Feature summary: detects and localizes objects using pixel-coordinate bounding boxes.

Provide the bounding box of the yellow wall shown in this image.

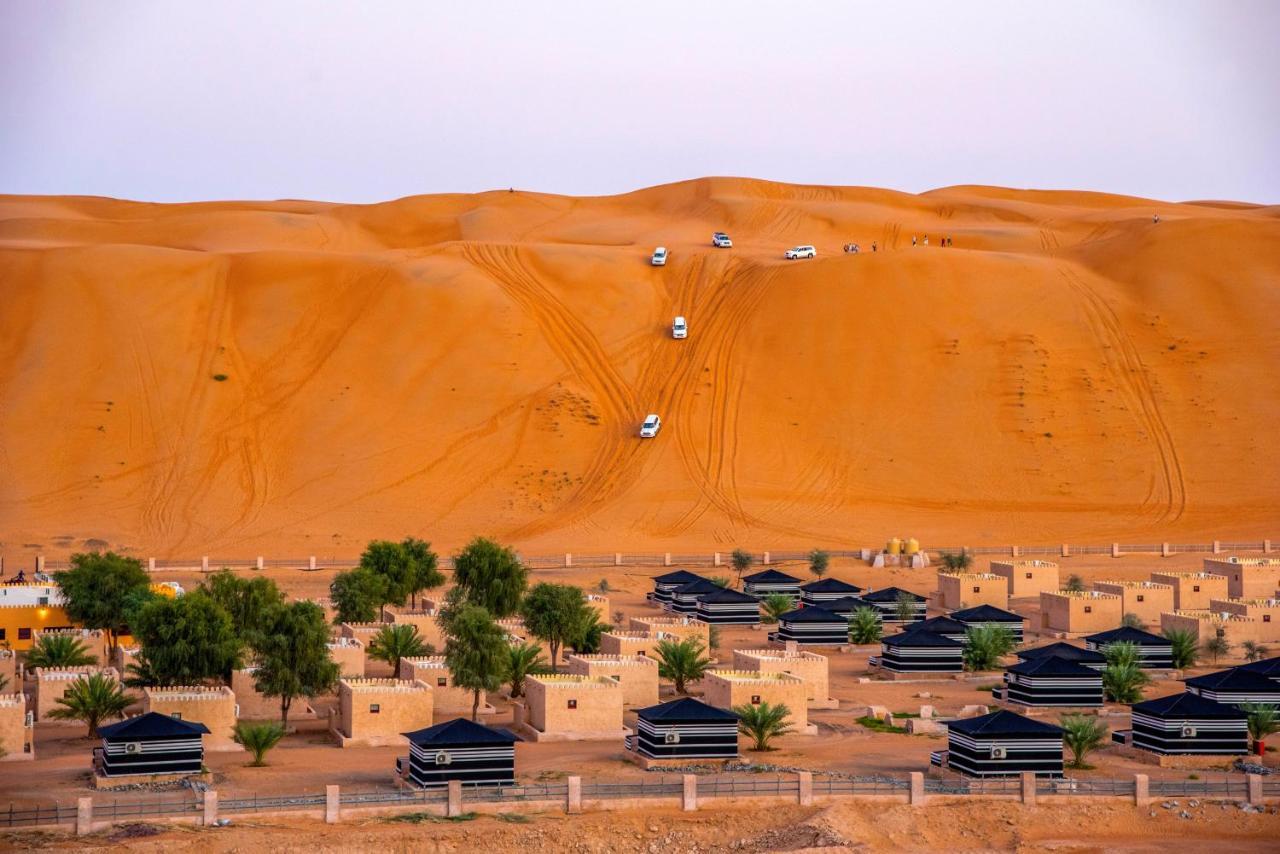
[0,605,74,651]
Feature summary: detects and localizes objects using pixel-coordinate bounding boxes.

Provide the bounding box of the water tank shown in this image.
[887,537,902,556]
[905,538,920,556]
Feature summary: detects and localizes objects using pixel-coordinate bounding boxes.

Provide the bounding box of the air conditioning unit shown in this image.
[991,747,1007,759]
[435,752,452,765]
[1181,726,1197,738]
[664,732,681,745]
[124,742,142,755]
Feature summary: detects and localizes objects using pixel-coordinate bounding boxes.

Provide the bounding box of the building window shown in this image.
[1136,595,1145,602]
[751,695,761,705]
[37,596,49,606]
[437,678,447,687]
[1025,573,1033,579]
[567,699,577,709]
[0,628,5,640]
[171,712,182,720]
[370,704,381,714]
[1193,585,1200,592]
[1265,615,1272,623]
[18,628,31,640]
[972,587,981,593]
[1083,606,1092,614]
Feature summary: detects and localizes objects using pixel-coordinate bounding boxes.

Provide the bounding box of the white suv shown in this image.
[651,247,668,266]
[672,316,687,339]
[639,414,661,438]
[712,232,732,248]
[785,245,816,260]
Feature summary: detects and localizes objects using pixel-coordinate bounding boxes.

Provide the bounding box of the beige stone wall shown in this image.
[702,670,808,729]
[1039,592,1122,633]
[991,561,1060,597]
[732,649,830,704]
[0,693,32,760]
[565,655,660,708]
[585,594,611,623]
[339,623,386,643]
[327,638,366,678]
[1209,599,1280,643]
[230,669,290,720]
[626,617,709,647]
[0,650,16,689]
[144,685,240,751]
[600,632,655,658]
[938,573,1008,610]
[1094,582,1175,628]
[32,628,109,666]
[33,666,119,722]
[336,679,432,747]
[525,675,623,734]
[1160,611,1261,647]
[381,608,446,651]
[397,657,488,716]
[1203,558,1280,600]
[1151,573,1230,610]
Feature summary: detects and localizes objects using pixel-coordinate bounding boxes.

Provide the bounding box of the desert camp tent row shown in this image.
[1183,667,1280,707]
[942,710,1065,778]
[1001,656,1103,707]
[1084,627,1174,669]
[950,605,1026,645]
[94,713,209,778]
[668,579,725,614]
[859,587,927,626]
[769,606,847,645]
[799,578,863,606]
[905,615,970,643]
[815,596,869,618]
[1015,642,1106,670]
[402,718,517,788]
[872,630,964,673]
[650,571,707,606]
[1125,693,1249,756]
[742,570,803,599]
[694,587,762,625]
[627,697,740,761]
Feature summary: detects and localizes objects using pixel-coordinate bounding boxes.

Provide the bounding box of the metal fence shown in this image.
[697,775,800,798]
[0,802,78,828]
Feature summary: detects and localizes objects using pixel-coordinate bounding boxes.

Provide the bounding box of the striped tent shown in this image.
[874,630,964,674]
[1129,692,1248,756]
[1238,655,1280,682]
[945,710,1064,778]
[1002,655,1104,707]
[1084,626,1174,669]
[95,712,210,778]
[950,604,1026,645]
[770,606,847,646]
[694,587,762,625]
[669,579,726,614]
[742,569,803,599]
[799,578,863,606]
[1015,642,1106,670]
[629,697,740,761]
[818,596,872,618]
[1184,667,1280,707]
[904,615,969,643]
[402,718,518,788]
[859,587,927,626]
[651,571,708,606]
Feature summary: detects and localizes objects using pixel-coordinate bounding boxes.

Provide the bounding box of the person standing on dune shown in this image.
[872,241,877,252]
[912,235,917,247]
[923,235,929,246]
[1153,213,1160,224]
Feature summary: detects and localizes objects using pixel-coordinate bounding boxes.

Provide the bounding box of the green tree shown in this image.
[367,624,431,675]
[47,673,133,737]
[329,567,389,624]
[760,594,794,624]
[1060,714,1108,769]
[655,637,712,695]
[893,591,919,624]
[129,591,242,686]
[506,641,549,699]
[445,605,509,721]
[1202,635,1231,666]
[734,701,793,751]
[521,583,592,670]
[450,537,528,619]
[1120,613,1145,630]
[200,570,284,648]
[569,610,608,655]
[731,549,753,584]
[707,624,722,651]
[1164,628,1199,669]
[1242,703,1279,756]
[848,608,883,644]
[808,550,830,579]
[1243,641,1270,663]
[401,537,444,609]
[1063,574,1086,593]
[234,721,285,767]
[940,551,973,572]
[1101,642,1150,703]
[710,575,732,588]
[25,634,96,669]
[963,625,1016,672]
[252,601,340,730]
[53,552,153,653]
[359,538,443,610]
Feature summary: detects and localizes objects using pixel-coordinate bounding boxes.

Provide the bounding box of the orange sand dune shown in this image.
[1,177,1278,560]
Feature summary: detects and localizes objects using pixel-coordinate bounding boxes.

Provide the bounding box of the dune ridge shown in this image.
[1,177,1277,559]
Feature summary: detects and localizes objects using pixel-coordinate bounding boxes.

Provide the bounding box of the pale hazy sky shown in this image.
[2,1,1277,203]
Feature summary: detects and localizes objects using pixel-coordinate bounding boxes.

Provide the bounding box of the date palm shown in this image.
[734,701,793,751]
[848,608,883,644]
[47,673,133,737]
[367,624,431,675]
[655,637,712,695]
[760,594,795,624]
[25,634,96,669]
[234,721,285,766]
[506,641,549,699]
[1060,714,1108,768]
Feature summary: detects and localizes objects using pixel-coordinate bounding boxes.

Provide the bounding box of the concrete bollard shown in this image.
[325,785,340,824]
[201,555,210,572]
[1248,773,1263,806]
[763,551,771,565]
[565,553,573,568]
[447,779,463,817]
[1011,545,1020,557]
[1020,771,1036,805]
[76,797,93,836]
[797,771,813,806]
[1111,543,1120,558]
[203,790,218,826]
[1265,539,1273,554]
[1061,543,1070,557]
[309,555,317,570]
[664,553,672,567]
[681,774,697,811]
[714,552,722,567]
[908,772,925,806]
[1212,540,1222,554]
[256,556,264,571]
[1161,542,1171,558]
[148,557,156,572]
[567,776,582,814]
[614,553,622,566]
[1133,773,1150,806]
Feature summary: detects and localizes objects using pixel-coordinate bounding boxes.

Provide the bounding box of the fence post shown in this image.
[1061,543,1070,557]
[1265,540,1273,555]
[256,556,264,571]
[36,555,45,574]
[1111,543,1120,558]
[447,780,463,817]
[908,772,925,806]
[201,555,210,572]
[1011,545,1020,557]
[681,775,697,811]
[664,553,672,567]
[1212,540,1222,555]
[202,790,218,826]
[76,797,93,836]
[1020,771,1036,805]
[566,776,582,814]
[614,553,622,566]
[1161,543,1171,558]
[763,551,771,565]
[1133,773,1150,807]
[148,557,156,572]
[714,552,722,567]
[797,771,813,806]
[325,785,340,824]
[1248,773,1263,806]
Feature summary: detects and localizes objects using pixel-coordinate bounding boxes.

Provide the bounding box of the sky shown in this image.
[2,1,1277,204]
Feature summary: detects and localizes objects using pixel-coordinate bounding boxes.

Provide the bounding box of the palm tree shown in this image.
[962,625,1016,672]
[234,721,285,766]
[655,637,712,695]
[734,701,793,751]
[848,608,883,645]
[1063,574,1085,593]
[1060,714,1108,768]
[367,624,431,675]
[568,610,608,656]
[1241,703,1279,757]
[939,551,972,572]
[731,549,753,585]
[1120,613,1145,630]
[1202,635,1231,666]
[760,594,795,624]
[710,576,732,589]
[25,634,96,669]
[47,673,133,737]
[1102,662,1148,703]
[893,591,919,625]
[1164,628,1199,669]
[506,641,548,699]
[808,550,830,579]
[1242,641,1270,663]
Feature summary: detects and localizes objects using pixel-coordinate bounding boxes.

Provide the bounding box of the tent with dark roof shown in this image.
[627,697,740,761]
[1127,692,1248,756]
[873,630,964,674]
[1238,655,1280,682]
[1184,667,1280,707]
[1002,656,1103,707]
[799,578,863,606]
[401,718,518,788]
[943,709,1064,778]
[1084,626,1173,669]
[818,595,871,617]
[770,606,848,645]
[669,579,727,614]
[693,587,761,625]
[904,615,969,643]
[859,587,927,626]
[95,712,210,778]
[651,570,708,606]
[950,604,1027,644]
[742,569,803,599]
[1016,642,1106,670]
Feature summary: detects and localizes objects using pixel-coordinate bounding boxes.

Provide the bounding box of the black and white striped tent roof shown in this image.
[630,697,740,761]
[861,587,927,604]
[1238,655,1280,680]
[1128,692,1248,757]
[1084,626,1174,668]
[654,570,706,586]
[904,615,969,642]
[96,712,210,778]
[772,605,848,645]
[875,629,965,673]
[742,569,803,597]
[950,604,1024,624]
[1003,655,1104,708]
[694,587,761,624]
[1016,642,1106,669]
[1184,667,1280,706]
[670,578,727,611]
[818,595,870,616]
[799,578,863,599]
[402,718,518,788]
[945,710,1064,778]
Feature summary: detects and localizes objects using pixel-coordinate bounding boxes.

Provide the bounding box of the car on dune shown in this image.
[651,247,668,266]
[639,414,662,438]
[712,232,733,248]
[672,316,687,339]
[785,245,816,260]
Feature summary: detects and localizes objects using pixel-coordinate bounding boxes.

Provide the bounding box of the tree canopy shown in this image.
[450,537,527,618]
[329,567,390,624]
[444,604,509,720]
[200,570,284,648]
[520,583,592,670]
[53,552,154,651]
[128,591,242,686]
[251,600,340,730]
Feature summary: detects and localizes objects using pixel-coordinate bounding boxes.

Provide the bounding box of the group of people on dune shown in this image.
[842,235,955,253]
